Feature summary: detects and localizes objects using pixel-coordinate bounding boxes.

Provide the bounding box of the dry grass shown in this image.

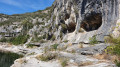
[58,46,67,51]
[36,53,58,61]
[59,58,69,67]
[78,43,83,48]
[68,43,72,46]
[79,61,93,66]
[17,58,27,64]
[79,28,85,33]
[94,54,110,60]
[94,54,119,63]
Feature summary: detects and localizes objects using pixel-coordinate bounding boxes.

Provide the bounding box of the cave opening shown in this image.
[67,22,76,33]
[80,13,102,32]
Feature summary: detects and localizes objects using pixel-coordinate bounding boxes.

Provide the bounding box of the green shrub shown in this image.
[105,44,120,56]
[0,38,7,42]
[61,23,68,33]
[55,24,59,29]
[51,35,56,41]
[22,19,34,32]
[115,60,120,67]
[104,35,120,66]
[63,40,68,43]
[53,15,56,21]
[60,32,63,39]
[104,35,120,44]
[9,35,29,45]
[105,35,120,56]
[61,24,67,30]
[60,58,68,67]
[39,22,45,25]
[26,43,34,48]
[89,35,98,45]
[33,36,44,42]
[51,44,59,50]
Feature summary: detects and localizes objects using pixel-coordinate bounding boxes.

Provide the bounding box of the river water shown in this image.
[0,51,23,67]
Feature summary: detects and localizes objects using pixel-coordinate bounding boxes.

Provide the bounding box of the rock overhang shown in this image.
[52,0,119,43]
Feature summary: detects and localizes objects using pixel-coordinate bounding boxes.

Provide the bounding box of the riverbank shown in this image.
[0,42,117,67]
[0,42,43,55]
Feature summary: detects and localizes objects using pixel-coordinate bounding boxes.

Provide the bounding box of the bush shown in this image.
[0,38,7,42]
[105,35,120,67]
[115,60,120,67]
[9,35,29,45]
[36,53,57,61]
[55,24,59,29]
[53,15,56,21]
[51,35,56,41]
[60,58,68,67]
[61,23,68,33]
[51,44,59,50]
[39,22,45,25]
[105,44,120,55]
[105,35,120,56]
[32,36,44,42]
[104,35,120,44]
[89,35,98,45]
[26,43,34,48]
[22,19,33,32]
[63,40,68,43]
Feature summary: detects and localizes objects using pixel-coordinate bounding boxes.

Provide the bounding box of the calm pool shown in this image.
[0,51,23,67]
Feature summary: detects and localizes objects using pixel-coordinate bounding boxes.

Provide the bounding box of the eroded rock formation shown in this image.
[50,0,119,43]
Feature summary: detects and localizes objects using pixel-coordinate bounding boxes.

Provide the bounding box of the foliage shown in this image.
[51,44,59,50]
[55,24,59,29]
[60,58,68,67]
[44,46,49,53]
[9,35,29,45]
[0,34,29,45]
[105,35,120,66]
[104,35,120,44]
[0,38,7,42]
[32,34,43,42]
[36,53,57,61]
[26,43,34,48]
[63,40,68,43]
[60,32,63,39]
[22,19,33,31]
[89,35,98,45]
[51,35,56,41]
[115,60,120,67]
[53,15,56,21]
[105,35,120,56]
[61,23,68,33]
[39,22,45,25]
[105,44,120,56]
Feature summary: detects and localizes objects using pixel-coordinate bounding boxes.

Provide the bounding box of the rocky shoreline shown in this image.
[0,42,117,67]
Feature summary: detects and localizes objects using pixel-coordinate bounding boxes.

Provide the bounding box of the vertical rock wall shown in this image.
[51,0,119,43]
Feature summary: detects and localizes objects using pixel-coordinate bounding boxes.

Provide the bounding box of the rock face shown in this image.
[0,1,119,67]
[0,0,119,44]
[50,0,119,43]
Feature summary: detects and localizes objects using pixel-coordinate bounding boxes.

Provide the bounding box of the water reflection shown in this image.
[0,51,23,67]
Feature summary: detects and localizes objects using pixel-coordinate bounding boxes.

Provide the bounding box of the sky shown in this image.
[0,0,55,15]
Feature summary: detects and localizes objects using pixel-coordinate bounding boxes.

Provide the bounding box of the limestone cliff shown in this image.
[49,0,119,43]
[0,0,119,44]
[0,0,120,67]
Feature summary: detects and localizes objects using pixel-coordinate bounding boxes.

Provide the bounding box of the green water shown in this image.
[0,51,23,67]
